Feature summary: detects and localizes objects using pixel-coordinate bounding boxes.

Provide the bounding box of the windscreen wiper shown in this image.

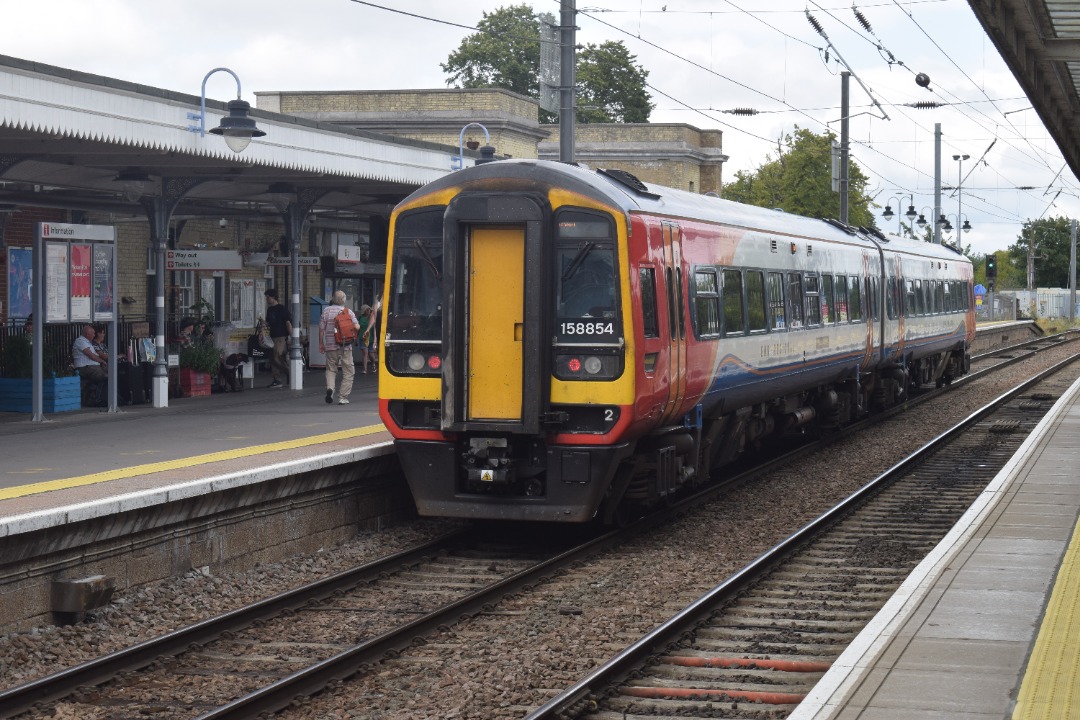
[561,242,595,281]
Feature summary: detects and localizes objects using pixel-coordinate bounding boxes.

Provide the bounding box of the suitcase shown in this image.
[129,362,147,404]
[141,361,155,402]
[117,362,146,405]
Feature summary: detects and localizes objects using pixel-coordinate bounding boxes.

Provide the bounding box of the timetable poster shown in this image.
[70,243,92,322]
[7,247,33,320]
[45,242,69,323]
[93,243,115,320]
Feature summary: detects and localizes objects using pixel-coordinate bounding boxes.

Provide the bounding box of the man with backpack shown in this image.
[318,290,360,405]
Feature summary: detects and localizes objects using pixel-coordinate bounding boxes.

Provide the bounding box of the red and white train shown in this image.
[377,160,975,523]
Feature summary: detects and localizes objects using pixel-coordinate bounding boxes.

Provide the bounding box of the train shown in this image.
[377,159,975,523]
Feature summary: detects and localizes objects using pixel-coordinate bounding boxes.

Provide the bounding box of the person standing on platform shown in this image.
[264,288,292,388]
[72,323,108,406]
[319,290,359,405]
[358,303,377,374]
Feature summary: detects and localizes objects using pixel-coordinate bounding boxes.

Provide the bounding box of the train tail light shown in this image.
[554,352,622,380]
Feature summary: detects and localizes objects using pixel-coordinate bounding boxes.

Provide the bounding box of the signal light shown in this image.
[986,256,997,279]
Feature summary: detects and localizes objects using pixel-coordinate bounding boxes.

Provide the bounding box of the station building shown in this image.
[1,56,726,390]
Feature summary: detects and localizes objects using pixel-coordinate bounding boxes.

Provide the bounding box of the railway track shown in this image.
[526,353,1080,720]
[0,529,574,719]
[4,339,1077,720]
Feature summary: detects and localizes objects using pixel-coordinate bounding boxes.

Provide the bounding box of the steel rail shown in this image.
[0,530,472,719]
[524,351,1080,719]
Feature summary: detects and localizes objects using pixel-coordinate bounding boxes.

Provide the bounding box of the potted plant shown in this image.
[0,334,81,413]
[177,338,220,397]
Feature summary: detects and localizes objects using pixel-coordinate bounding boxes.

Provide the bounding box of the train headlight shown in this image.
[407,353,426,371]
[584,356,603,375]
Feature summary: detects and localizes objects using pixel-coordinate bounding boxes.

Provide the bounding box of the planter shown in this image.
[176,368,211,397]
[0,376,82,413]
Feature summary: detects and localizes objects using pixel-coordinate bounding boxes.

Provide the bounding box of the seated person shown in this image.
[219,353,248,392]
[72,323,108,406]
[92,324,109,361]
[176,317,196,347]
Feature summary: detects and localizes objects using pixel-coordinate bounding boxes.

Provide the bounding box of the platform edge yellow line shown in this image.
[1012,514,1080,719]
[0,424,387,502]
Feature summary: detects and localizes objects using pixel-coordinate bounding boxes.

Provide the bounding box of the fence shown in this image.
[0,316,182,378]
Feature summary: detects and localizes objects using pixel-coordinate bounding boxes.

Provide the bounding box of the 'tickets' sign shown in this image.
[166,250,243,271]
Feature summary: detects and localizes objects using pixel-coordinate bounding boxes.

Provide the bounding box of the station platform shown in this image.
[0,365,393,531]
[792,374,1080,720]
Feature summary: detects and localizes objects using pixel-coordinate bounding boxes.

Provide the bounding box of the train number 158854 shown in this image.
[560,321,615,336]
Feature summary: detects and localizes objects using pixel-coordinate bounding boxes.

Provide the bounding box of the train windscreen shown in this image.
[554,211,619,344]
[386,209,443,342]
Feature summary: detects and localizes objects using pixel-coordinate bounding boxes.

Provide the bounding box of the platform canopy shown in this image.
[0,55,458,225]
[970,0,1080,183]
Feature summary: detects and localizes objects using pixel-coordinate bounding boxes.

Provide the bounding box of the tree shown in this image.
[442,5,653,124]
[721,128,876,227]
[1006,217,1075,289]
[575,41,652,123]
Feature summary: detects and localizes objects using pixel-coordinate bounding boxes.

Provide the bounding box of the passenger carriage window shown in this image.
[787,273,804,328]
[722,269,745,336]
[804,275,822,326]
[822,275,835,324]
[868,276,879,320]
[666,267,676,339]
[768,272,786,329]
[905,279,917,317]
[676,268,686,339]
[836,276,849,322]
[849,276,863,321]
[639,267,659,338]
[692,268,721,338]
[746,271,767,332]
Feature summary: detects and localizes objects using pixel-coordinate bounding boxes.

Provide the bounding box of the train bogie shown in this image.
[378,160,974,523]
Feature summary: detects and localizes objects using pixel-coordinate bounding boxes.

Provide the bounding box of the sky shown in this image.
[4,0,1078,257]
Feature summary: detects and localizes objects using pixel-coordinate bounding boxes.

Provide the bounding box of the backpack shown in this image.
[333,309,358,345]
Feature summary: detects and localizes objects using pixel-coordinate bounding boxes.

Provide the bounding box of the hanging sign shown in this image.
[266,255,320,266]
[166,250,243,271]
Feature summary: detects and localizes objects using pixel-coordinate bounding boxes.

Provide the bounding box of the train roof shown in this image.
[405,159,969,264]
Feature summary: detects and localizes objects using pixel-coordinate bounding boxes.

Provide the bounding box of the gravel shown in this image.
[1,343,1076,719]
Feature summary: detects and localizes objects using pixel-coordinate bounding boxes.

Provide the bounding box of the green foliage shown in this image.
[1,334,32,379]
[190,299,215,327]
[575,42,653,123]
[1006,217,1075,289]
[442,5,652,124]
[179,337,221,374]
[722,128,875,227]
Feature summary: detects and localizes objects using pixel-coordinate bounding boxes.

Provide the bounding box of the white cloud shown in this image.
[5,0,1079,255]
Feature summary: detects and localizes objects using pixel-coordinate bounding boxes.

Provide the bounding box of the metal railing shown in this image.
[0,316,177,378]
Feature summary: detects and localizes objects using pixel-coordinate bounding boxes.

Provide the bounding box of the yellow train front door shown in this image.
[467,226,525,420]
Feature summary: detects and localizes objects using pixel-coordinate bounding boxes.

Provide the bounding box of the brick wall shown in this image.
[257,88,548,160]
[540,123,727,194]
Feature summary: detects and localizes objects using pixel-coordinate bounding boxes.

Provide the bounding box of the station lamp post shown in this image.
[187,67,266,153]
[951,153,970,250]
[881,195,917,237]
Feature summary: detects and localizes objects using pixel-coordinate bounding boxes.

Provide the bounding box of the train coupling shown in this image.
[463,437,516,484]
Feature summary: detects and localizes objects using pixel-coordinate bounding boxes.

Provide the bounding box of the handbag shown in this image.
[257,320,274,349]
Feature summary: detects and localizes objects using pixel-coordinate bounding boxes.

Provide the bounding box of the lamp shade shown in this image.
[113,168,151,201]
[209,99,266,154]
